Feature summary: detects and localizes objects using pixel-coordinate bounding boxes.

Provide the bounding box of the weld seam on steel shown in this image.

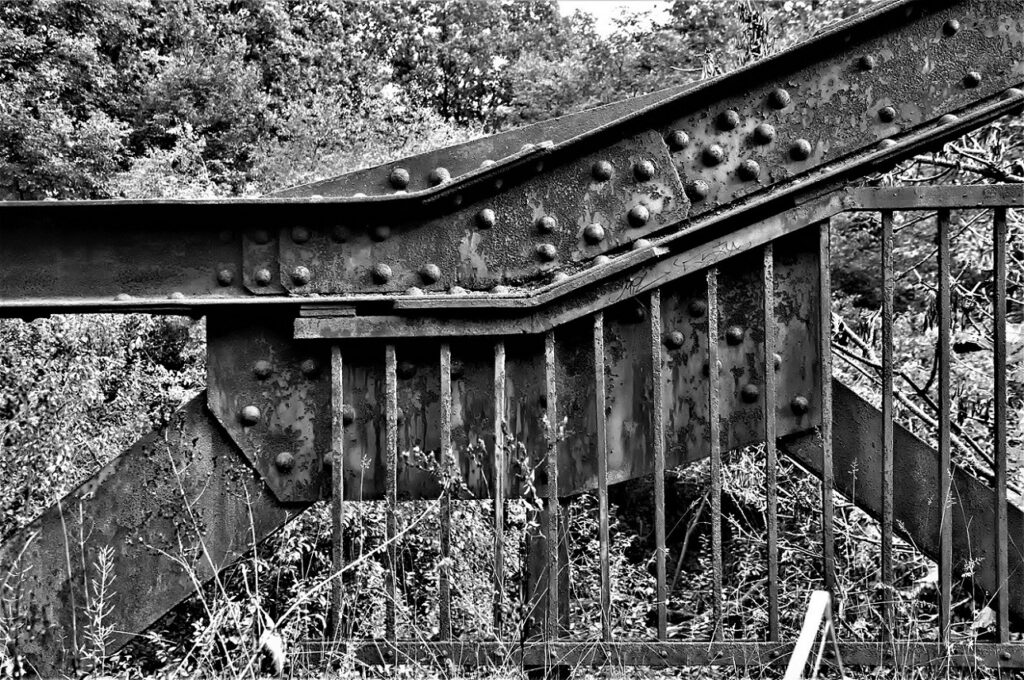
[707,267,723,639]
[880,210,895,641]
[994,208,1010,642]
[819,221,836,595]
[439,343,453,641]
[650,289,668,640]
[937,209,953,644]
[763,245,780,642]
[593,312,612,642]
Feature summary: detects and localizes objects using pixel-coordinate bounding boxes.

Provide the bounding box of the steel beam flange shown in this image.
[207,315,329,502]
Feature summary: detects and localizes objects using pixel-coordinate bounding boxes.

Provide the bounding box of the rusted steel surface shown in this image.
[0,396,302,677]
[781,381,1024,620]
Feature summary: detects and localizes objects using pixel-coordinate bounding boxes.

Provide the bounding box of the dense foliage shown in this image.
[1,1,1022,678]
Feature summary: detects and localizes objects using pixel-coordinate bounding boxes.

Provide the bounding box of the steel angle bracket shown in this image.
[207,315,330,502]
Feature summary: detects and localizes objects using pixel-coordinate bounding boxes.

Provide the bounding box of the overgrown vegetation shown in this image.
[1,0,1022,678]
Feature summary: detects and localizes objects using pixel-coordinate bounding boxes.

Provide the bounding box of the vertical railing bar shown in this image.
[493,341,506,633]
[544,332,560,641]
[593,312,612,642]
[330,345,345,639]
[763,244,780,643]
[385,344,398,651]
[937,209,953,645]
[707,267,723,639]
[819,220,837,595]
[650,289,668,641]
[439,343,453,641]
[994,207,1010,642]
[880,209,895,641]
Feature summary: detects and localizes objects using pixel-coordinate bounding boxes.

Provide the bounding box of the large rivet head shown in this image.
[389,167,410,189]
[942,18,960,36]
[753,123,776,145]
[963,71,982,88]
[583,223,606,244]
[664,330,685,349]
[428,167,451,185]
[406,286,423,296]
[342,404,356,426]
[216,268,235,286]
[717,109,740,131]
[688,300,707,317]
[791,395,810,415]
[536,215,557,234]
[702,145,725,166]
[1000,650,1012,662]
[878,138,898,150]
[371,263,392,284]
[536,243,557,262]
[773,353,782,371]
[878,106,897,123]
[741,384,760,403]
[593,255,610,266]
[251,228,271,245]
[726,326,744,345]
[938,113,959,124]
[300,358,319,376]
[476,208,496,229]
[240,405,261,425]
[591,160,614,181]
[737,159,760,181]
[1003,87,1024,101]
[666,129,689,151]
[253,360,272,379]
[633,160,656,182]
[685,180,710,202]
[632,239,651,251]
[420,263,441,284]
[291,226,311,243]
[858,55,876,71]
[790,139,812,161]
[491,284,509,294]
[291,266,311,286]
[254,268,272,286]
[372,224,391,242]
[768,88,791,109]
[628,204,650,227]
[274,451,295,473]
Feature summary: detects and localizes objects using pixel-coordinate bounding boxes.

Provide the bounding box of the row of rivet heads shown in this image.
[662,299,811,416]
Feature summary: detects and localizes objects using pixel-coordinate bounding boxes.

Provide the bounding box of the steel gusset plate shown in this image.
[0,396,303,677]
[277,132,687,294]
[207,315,330,503]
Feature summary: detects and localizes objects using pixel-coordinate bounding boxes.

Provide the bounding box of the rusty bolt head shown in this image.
[291,266,312,286]
[300,358,319,376]
[858,54,877,71]
[397,361,417,379]
[251,228,271,245]
[583,223,606,244]
[331,224,347,243]
[943,18,960,36]
[536,243,557,262]
[371,263,392,284]
[741,384,760,403]
[372,224,391,242]
[878,138,898,150]
[666,129,689,151]
[790,139,812,161]
[476,208,496,229]
[291,226,311,243]
[591,160,614,181]
[449,286,468,295]
[726,325,744,345]
[685,180,710,202]
[770,649,782,660]
[628,204,651,227]
[553,271,569,282]
[717,109,740,131]
[274,451,295,473]
[791,395,810,415]
[878,106,897,123]
[1004,87,1024,100]
[659,649,669,659]
[632,238,652,251]
[536,215,558,234]
[774,353,782,371]
[664,330,685,349]
[1000,650,1012,661]
[216,268,235,286]
[169,291,185,300]
[428,167,451,185]
[389,167,411,189]
[737,159,760,181]
[342,404,356,426]
[768,88,791,109]
[753,123,776,145]
[594,255,611,265]
[407,286,423,296]
[633,159,656,182]
[240,405,261,425]
[254,268,273,286]
[480,159,496,168]
[688,299,707,317]
[420,263,441,284]
[963,71,982,88]
[253,360,272,379]
[702,144,725,166]
[939,113,959,124]
[491,284,510,294]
